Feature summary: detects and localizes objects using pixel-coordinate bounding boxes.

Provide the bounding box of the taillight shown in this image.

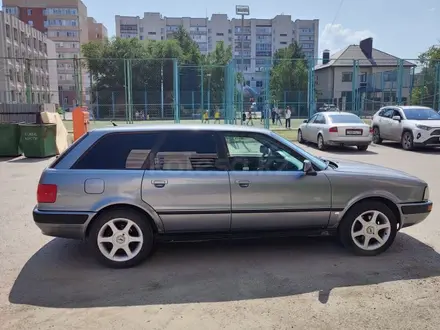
[37,184,57,203]
[329,127,338,133]
[369,127,374,133]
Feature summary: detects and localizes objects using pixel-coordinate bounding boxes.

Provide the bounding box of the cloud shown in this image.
[320,23,375,54]
[428,7,435,12]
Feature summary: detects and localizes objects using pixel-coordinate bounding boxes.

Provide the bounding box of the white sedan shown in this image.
[298,112,372,151]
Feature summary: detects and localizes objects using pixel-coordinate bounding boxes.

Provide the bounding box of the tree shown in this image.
[269,42,308,105]
[204,41,233,105]
[410,45,440,108]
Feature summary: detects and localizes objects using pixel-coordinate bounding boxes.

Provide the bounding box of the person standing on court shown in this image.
[285,106,292,129]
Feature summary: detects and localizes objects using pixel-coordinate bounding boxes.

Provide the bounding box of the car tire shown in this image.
[88,208,155,268]
[298,129,305,144]
[338,201,398,256]
[401,131,414,150]
[317,134,326,150]
[372,126,382,144]
[357,145,368,151]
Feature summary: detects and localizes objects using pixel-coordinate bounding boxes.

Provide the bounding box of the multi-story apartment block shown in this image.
[0,11,59,104]
[115,13,319,92]
[2,0,91,107]
[87,16,107,42]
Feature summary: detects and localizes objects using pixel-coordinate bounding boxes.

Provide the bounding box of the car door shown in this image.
[141,130,231,233]
[313,113,327,142]
[221,131,332,231]
[378,108,395,139]
[388,109,404,140]
[303,114,318,141]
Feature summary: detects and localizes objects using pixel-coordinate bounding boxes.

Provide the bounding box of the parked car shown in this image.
[372,106,440,150]
[318,103,340,112]
[298,112,372,151]
[33,125,432,268]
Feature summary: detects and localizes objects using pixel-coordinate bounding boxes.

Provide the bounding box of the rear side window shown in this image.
[151,131,222,171]
[49,132,89,168]
[73,132,160,170]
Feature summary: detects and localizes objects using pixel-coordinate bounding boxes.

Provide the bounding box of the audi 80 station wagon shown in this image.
[34,125,433,268]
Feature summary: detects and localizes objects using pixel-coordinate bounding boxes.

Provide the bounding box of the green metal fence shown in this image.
[1,56,440,128]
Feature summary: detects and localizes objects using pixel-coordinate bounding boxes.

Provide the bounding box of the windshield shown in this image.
[329,114,363,124]
[403,108,440,120]
[269,131,327,170]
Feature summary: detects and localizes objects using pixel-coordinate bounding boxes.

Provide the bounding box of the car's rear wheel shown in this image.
[357,145,368,151]
[372,126,382,144]
[317,134,326,150]
[88,209,154,268]
[401,131,414,150]
[338,201,397,256]
[298,129,305,144]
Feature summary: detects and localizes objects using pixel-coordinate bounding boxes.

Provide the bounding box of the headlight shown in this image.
[415,124,432,131]
[423,186,430,200]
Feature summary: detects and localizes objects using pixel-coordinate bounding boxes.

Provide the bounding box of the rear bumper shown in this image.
[399,201,433,229]
[33,207,95,239]
[327,136,372,146]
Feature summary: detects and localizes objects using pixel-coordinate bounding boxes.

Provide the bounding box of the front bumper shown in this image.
[413,129,440,147]
[33,207,95,239]
[399,200,433,229]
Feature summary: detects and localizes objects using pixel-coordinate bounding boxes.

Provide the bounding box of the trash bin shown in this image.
[19,123,57,158]
[0,123,22,157]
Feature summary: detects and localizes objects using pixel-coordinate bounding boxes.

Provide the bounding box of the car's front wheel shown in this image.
[401,131,414,150]
[298,129,305,143]
[88,208,154,268]
[338,201,398,256]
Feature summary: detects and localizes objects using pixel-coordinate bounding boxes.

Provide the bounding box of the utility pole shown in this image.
[235,5,250,121]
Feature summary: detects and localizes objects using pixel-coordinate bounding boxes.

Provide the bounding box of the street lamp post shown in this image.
[235,5,249,123]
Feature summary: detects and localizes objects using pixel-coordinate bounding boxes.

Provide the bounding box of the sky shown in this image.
[6,0,440,59]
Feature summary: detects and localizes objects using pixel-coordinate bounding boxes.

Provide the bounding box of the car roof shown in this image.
[322,111,358,116]
[91,124,271,135]
[381,105,434,110]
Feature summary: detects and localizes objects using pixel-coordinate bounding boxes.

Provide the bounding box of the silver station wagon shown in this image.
[34,125,433,268]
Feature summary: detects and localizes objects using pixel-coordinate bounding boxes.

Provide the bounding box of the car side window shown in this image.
[315,114,326,124]
[393,110,403,119]
[150,131,223,171]
[72,132,161,170]
[223,132,306,172]
[381,109,394,118]
[308,114,317,123]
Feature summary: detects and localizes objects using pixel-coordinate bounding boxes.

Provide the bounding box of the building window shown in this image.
[4,7,18,15]
[280,33,287,37]
[139,27,144,33]
[27,9,32,15]
[216,33,224,36]
[147,32,156,35]
[28,20,33,26]
[280,41,287,45]
[43,8,78,15]
[140,35,143,40]
[342,72,353,82]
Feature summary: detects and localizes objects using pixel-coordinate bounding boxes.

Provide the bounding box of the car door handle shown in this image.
[235,180,250,188]
[152,180,167,188]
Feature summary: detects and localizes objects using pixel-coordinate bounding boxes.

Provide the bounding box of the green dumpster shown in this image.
[19,124,57,158]
[0,123,22,157]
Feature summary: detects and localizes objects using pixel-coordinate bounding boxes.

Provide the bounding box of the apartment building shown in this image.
[115,13,319,91]
[2,0,90,107]
[0,11,59,104]
[87,16,107,42]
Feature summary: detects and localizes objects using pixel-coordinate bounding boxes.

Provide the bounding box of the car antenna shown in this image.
[111,121,117,127]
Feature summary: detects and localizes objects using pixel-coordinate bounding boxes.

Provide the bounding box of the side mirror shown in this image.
[303,119,308,123]
[392,116,401,121]
[303,160,316,175]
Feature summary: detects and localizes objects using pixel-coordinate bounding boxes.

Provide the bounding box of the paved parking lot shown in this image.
[0,143,439,330]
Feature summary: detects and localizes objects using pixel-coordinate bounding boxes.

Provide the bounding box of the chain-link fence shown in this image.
[1,56,439,128]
